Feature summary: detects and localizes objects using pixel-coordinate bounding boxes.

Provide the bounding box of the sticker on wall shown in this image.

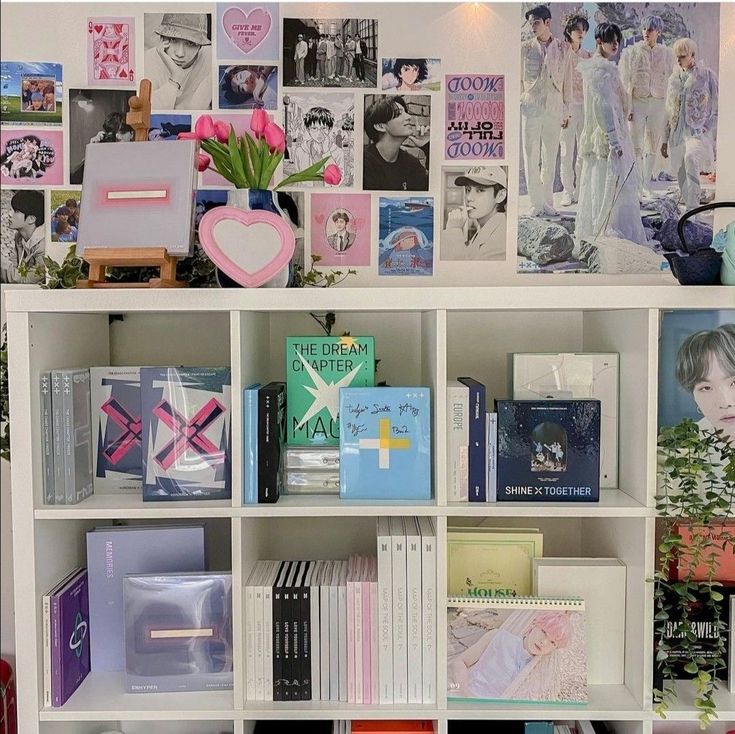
[440,165,508,261]
[284,92,355,187]
[87,18,136,86]
[445,74,504,161]
[144,13,213,111]
[0,188,47,284]
[283,18,379,88]
[68,88,133,186]
[363,94,431,192]
[218,65,278,110]
[0,62,63,126]
[381,58,441,92]
[378,196,434,276]
[217,3,280,60]
[310,193,371,267]
[0,130,63,187]
[148,114,192,141]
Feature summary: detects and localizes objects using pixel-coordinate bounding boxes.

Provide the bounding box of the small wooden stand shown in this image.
[76,78,188,289]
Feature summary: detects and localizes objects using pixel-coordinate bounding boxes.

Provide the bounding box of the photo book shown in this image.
[447,596,587,704]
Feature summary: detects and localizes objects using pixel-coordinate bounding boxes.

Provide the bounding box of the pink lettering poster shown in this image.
[0,129,63,186]
[444,74,504,161]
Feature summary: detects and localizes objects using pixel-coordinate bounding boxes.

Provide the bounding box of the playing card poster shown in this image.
[87,18,136,86]
[445,74,504,161]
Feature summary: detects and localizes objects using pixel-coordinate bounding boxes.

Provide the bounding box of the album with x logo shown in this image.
[339,386,431,500]
[141,367,232,501]
[90,367,143,492]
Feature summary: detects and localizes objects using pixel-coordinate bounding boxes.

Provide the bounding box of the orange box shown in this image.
[671,522,735,583]
[351,723,434,734]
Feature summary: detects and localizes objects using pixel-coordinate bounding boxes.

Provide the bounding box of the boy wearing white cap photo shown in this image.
[144,13,212,110]
[441,166,508,261]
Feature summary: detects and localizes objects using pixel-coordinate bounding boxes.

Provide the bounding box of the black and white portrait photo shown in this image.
[363,94,431,192]
[1,188,46,284]
[144,13,212,110]
[68,88,133,185]
[441,165,508,261]
[283,18,378,88]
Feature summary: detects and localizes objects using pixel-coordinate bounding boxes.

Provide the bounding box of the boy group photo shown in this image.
[284,18,377,87]
[517,2,720,275]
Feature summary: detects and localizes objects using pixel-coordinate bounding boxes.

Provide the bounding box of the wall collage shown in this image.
[1,2,731,287]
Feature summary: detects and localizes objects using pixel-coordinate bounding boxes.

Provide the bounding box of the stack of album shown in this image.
[284,446,340,494]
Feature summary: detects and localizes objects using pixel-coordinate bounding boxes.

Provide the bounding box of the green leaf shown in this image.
[239,135,255,188]
[228,126,247,188]
[684,661,699,674]
[244,133,262,183]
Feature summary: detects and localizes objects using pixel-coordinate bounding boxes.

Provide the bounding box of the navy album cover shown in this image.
[495,399,601,502]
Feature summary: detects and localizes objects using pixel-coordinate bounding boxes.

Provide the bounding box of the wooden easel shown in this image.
[76,79,188,288]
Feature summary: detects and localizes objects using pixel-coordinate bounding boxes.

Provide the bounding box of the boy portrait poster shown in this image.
[447,603,587,703]
[0,188,46,284]
[0,61,63,126]
[381,58,441,92]
[658,309,735,443]
[217,4,280,60]
[517,3,720,275]
[310,193,371,267]
[0,130,63,186]
[218,65,278,110]
[284,92,355,187]
[378,196,434,277]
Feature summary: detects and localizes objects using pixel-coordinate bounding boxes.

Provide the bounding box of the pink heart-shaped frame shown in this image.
[198,206,295,288]
[222,7,271,54]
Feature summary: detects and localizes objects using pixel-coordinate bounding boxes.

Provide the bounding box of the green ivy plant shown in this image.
[294,254,357,289]
[653,417,735,729]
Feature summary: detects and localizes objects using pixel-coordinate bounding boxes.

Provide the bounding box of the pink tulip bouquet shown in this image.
[180,110,342,190]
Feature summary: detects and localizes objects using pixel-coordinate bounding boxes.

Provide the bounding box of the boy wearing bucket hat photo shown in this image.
[144,13,212,110]
[441,166,508,261]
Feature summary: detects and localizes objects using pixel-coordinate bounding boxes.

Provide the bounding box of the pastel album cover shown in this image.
[440,165,508,261]
[447,602,587,703]
[0,61,63,126]
[87,18,136,86]
[0,188,46,284]
[378,196,434,276]
[517,3,720,274]
[310,192,371,266]
[658,309,735,444]
[219,64,278,109]
[381,58,441,92]
[68,87,132,185]
[217,4,280,60]
[283,18,379,88]
[144,13,213,111]
[284,91,355,187]
[0,129,63,186]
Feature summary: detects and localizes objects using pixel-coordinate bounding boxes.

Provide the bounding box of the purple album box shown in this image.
[86,525,205,672]
[123,572,233,693]
[53,570,90,706]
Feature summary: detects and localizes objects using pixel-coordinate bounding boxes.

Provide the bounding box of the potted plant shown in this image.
[654,417,735,728]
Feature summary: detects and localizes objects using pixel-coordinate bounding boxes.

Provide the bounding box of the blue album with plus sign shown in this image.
[339,387,432,500]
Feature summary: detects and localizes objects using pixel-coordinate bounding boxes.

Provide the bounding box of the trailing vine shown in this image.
[653,417,735,728]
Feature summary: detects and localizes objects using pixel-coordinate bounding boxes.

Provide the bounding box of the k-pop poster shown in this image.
[50,189,82,246]
[441,165,508,261]
[445,74,505,160]
[658,309,735,443]
[283,18,378,88]
[381,58,442,92]
[284,92,355,187]
[0,61,63,126]
[87,18,136,86]
[218,65,278,109]
[378,196,434,277]
[310,193,371,267]
[0,130,63,186]
[0,188,47,284]
[144,13,213,111]
[517,3,720,275]
[68,88,132,185]
[217,4,280,60]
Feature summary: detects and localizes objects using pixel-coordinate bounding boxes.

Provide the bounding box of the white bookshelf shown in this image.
[6,286,734,734]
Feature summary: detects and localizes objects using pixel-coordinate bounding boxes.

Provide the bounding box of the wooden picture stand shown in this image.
[76,78,188,289]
